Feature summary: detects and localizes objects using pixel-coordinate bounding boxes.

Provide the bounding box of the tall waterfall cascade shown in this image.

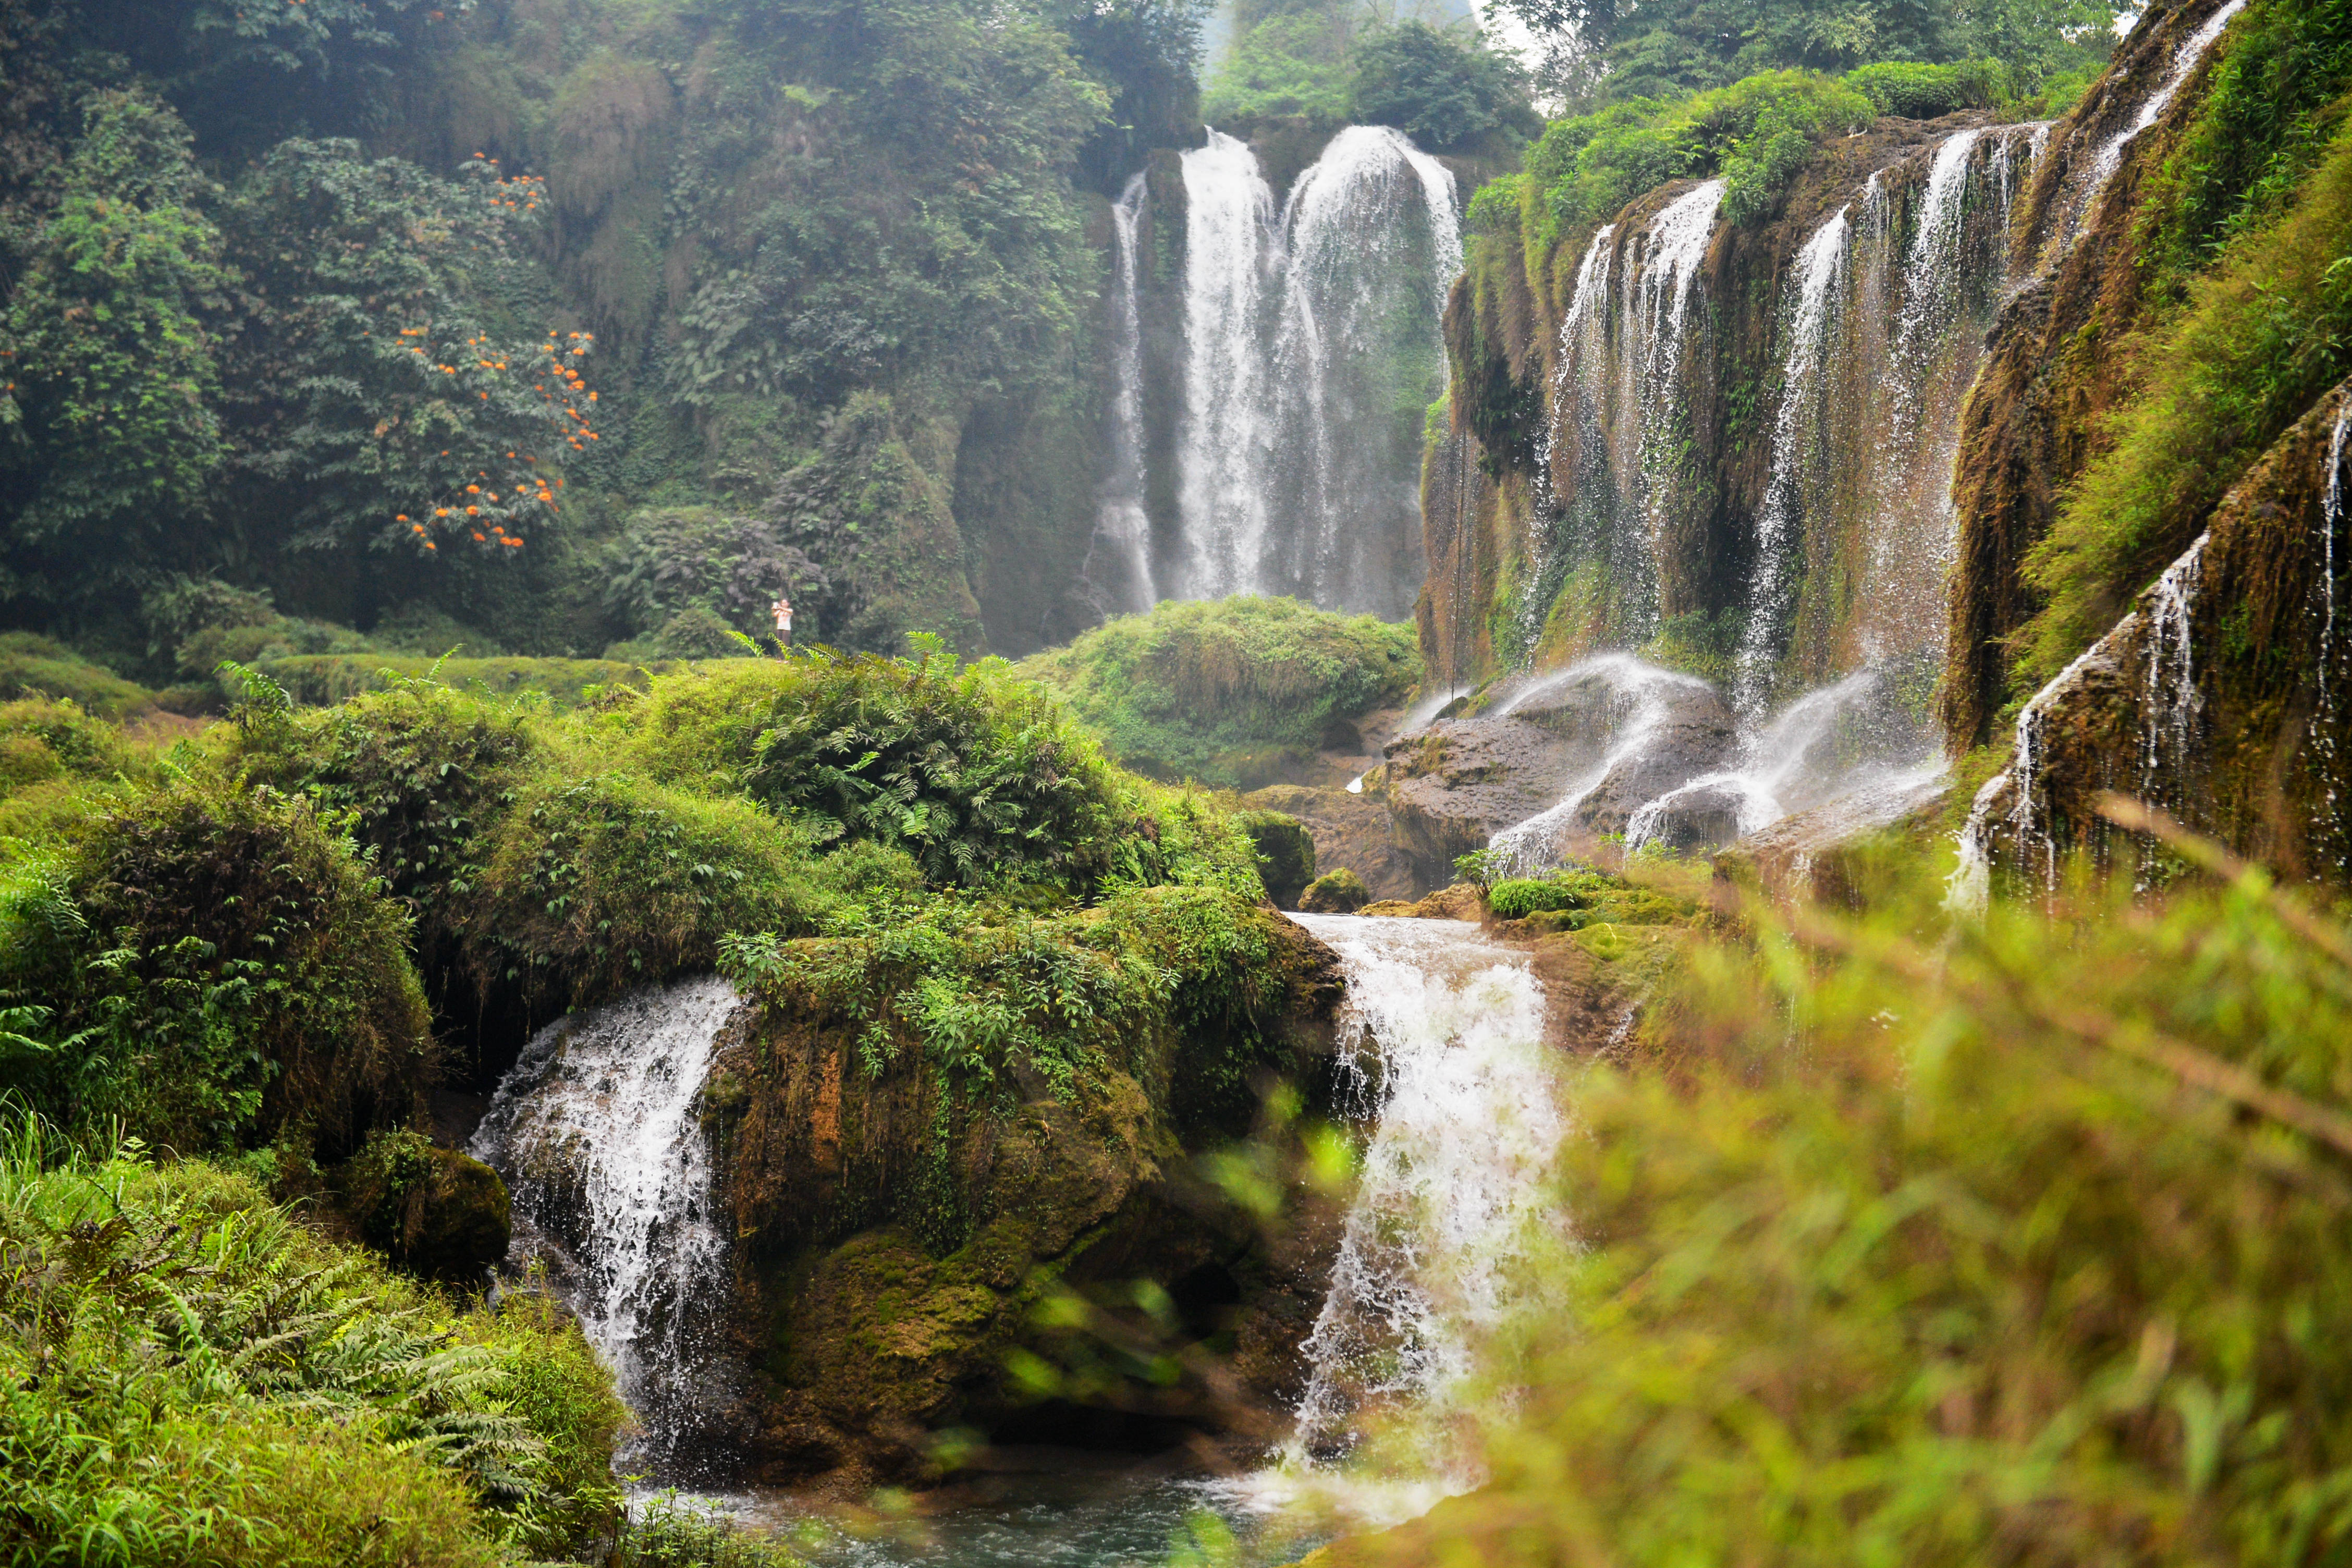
[1485,123,2040,874]
[469,976,744,1471]
[1145,126,1461,620]
[1281,914,1565,1488]
[1084,171,1158,618]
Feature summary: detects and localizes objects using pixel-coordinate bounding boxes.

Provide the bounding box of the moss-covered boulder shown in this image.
[342,1129,514,1284]
[1300,867,1370,913]
[709,888,1343,1478]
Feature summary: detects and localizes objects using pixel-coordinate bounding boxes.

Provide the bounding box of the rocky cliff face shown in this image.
[1417,0,2352,890]
[703,904,1345,1481]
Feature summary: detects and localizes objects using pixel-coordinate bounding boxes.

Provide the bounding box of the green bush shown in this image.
[1487,876,1589,919]
[747,640,1131,891]
[1523,70,1873,236]
[256,654,651,710]
[1300,866,1370,912]
[0,633,153,719]
[476,768,835,1006]
[615,1494,801,1567]
[1350,22,1539,152]
[1202,11,1356,124]
[1844,58,2008,118]
[0,776,434,1153]
[1014,596,1420,790]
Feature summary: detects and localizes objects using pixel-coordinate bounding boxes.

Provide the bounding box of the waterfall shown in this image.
[1734,204,1849,717]
[2138,532,2209,822]
[1268,127,1462,617]
[1284,914,1563,1477]
[1524,224,1615,650]
[2318,409,2352,853]
[1176,130,1277,602]
[1172,127,1458,618]
[1083,172,1157,616]
[469,976,743,1470]
[1486,654,1719,875]
[2085,0,2248,207]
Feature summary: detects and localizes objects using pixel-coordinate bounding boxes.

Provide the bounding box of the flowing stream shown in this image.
[469,976,746,1473]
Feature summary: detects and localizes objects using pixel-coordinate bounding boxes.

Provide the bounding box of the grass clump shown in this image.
[0,1118,626,1564]
[1486,876,1589,920]
[0,632,152,718]
[1013,596,1420,790]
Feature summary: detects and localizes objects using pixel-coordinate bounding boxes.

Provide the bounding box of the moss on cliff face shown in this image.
[709,890,1343,1476]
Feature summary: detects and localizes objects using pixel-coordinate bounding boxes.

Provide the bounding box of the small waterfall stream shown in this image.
[1284,914,1563,1476]
[469,976,743,1472]
[1082,172,1157,617]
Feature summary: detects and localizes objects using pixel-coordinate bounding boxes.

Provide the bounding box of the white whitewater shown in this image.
[1084,172,1157,616]
[1487,654,1718,875]
[2084,0,2247,208]
[1174,127,1457,617]
[2321,410,2351,852]
[1270,127,1463,615]
[1624,668,1937,853]
[1283,914,1565,1484]
[1176,130,1277,602]
[2138,532,2209,819]
[469,976,742,1467]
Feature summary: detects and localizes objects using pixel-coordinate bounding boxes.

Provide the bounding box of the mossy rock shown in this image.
[1299,867,1369,913]
[342,1130,513,1284]
[1239,810,1315,906]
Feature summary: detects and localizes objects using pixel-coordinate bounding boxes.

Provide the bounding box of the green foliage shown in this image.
[1340,857,2352,1566]
[1492,0,2116,103]
[1844,57,2010,116]
[255,654,647,710]
[478,766,835,1006]
[0,635,151,719]
[1240,809,1316,906]
[1202,10,1357,123]
[1486,875,1589,918]
[2022,115,2352,684]
[603,505,823,652]
[2140,0,2352,279]
[1522,70,1873,235]
[1351,22,1540,152]
[0,90,228,595]
[0,776,434,1153]
[0,1122,624,1563]
[615,1493,802,1567]
[214,140,588,568]
[1013,595,1421,789]
[747,640,1131,891]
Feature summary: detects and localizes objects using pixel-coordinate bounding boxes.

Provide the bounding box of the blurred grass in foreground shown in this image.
[1315,802,2352,1566]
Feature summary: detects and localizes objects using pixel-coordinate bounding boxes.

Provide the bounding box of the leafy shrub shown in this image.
[476,768,835,1006]
[1522,70,1872,236]
[0,633,152,718]
[1240,809,1316,906]
[1844,58,2008,117]
[0,697,132,786]
[1350,22,1539,152]
[615,1494,800,1567]
[602,505,825,651]
[256,654,648,709]
[748,640,1130,890]
[1014,596,1420,789]
[0,777,434,1153]
[1487,876,1588,919]
[1202,11,1356,124]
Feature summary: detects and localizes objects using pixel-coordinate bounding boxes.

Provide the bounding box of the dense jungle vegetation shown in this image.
[13,0,2352,1562]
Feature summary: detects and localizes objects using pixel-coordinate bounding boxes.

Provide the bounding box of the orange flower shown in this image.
[424,540,437,550]
[472,531,487,541]
[467,485,480,493]
[467,506,480,516]
[435,508,449,518]
[396,514,409,522]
